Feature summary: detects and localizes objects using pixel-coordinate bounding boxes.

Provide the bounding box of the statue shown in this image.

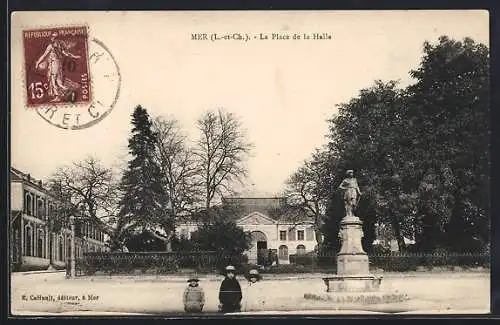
[338,170,362,218]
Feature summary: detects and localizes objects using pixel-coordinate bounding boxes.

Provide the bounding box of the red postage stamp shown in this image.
[23,26,91,107]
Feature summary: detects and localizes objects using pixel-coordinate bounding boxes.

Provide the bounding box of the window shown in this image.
[24,226,32,256]
[296,244,306,255]
[37,199,45,220]
[47,203,52,218]
[278,245,288,260]
[297,230,305,241]
[38,229,44,258]
[279,231,287,241]
[58,240,63,261]
[24,192,33,216]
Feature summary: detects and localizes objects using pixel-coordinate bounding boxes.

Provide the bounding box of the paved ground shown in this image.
[10,271,490,315]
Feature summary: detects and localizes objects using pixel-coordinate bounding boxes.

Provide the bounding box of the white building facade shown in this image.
[10,167,109,271]
[175,197,319,265]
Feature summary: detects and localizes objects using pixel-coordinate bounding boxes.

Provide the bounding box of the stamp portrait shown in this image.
[23,26,91,107]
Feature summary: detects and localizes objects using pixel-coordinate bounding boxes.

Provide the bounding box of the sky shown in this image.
[10,10,489,196]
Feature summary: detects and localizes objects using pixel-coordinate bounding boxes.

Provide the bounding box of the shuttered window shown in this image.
[288,229,296,241]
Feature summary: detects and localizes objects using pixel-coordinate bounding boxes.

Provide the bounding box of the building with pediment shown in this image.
[175,197,321,265]
[10,167,109,271]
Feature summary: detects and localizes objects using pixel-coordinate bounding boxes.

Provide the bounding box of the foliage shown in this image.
[116,106,171,250]
[190,217,252,268]
[297,35,490,254]
[406,36,490,251]
[124,230,169,252]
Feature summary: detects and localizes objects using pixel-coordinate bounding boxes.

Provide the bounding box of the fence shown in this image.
[288,251,490,273]
[67,251,251,277]
[67,251,490,277]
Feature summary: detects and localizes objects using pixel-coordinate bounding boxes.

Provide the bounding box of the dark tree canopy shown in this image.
[116,106,171,250]
[295,35,489,254]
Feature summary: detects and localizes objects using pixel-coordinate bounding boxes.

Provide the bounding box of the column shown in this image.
[20,216,24,255]
[70,216,76,278]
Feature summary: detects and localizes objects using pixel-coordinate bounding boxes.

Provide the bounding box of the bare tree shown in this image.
[195,108,253,212]
[46,156,123,252]
[282,149,331,245]
[150,116,203,249]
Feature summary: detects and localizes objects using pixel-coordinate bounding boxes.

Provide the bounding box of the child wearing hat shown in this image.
[218,265,242,313]
[246,269,262,284]
[183,277,205,313]
[242,268,262,311]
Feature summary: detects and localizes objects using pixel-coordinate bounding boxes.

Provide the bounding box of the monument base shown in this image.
[304,291,409,305]
[323,274,382,292]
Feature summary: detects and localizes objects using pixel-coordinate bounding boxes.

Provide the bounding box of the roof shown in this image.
[10,166,49,194]
[185,197,313,224]
[223,197,286,217]
[11,210,22,223]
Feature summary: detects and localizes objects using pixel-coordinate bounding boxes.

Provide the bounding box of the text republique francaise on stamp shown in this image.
[22,26,121,130]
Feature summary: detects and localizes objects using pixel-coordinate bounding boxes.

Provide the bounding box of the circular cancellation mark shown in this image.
[35,38,121,130]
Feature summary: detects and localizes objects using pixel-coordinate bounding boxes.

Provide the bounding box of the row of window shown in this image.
[277,244,306,259]
[279,230,309,241]
[23,190,55,220]
[24,190,106,242]
[21,224,106,261]
[78,222,105,242]
[22,224,68,260]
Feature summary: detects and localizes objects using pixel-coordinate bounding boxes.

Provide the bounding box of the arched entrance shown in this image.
[249,231,267,265]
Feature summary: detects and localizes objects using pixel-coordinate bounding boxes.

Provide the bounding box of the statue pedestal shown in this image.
[325,216,382,292]
[304,214,409,305]
[337,216,369,276]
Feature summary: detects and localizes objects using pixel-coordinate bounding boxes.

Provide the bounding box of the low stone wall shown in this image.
[17,256,50,272]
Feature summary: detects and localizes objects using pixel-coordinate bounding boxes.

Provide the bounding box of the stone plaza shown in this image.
[11,270,489,315]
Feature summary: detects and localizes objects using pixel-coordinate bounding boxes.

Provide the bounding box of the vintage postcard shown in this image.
[9,10,490,316]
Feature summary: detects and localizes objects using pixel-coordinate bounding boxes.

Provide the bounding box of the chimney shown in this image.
[27,174,31,181]
[38,180,42,187]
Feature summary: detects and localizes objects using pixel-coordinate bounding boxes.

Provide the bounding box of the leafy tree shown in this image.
[195,108,253,213]
[316,35,489,253]
[191,218,252,268]
[124,230,168,252]
[406,36,490,251]
[326,80,410,251]
[116,106,171,251]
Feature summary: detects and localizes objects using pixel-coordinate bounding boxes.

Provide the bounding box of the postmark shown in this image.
[22,26,121,130]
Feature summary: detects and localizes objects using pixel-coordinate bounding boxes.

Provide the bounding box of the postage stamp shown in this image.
[22,26,121,130]
[23,26,91,107]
